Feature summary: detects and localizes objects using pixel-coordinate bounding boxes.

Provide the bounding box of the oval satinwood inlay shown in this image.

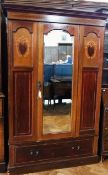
[88,45,94,58]
[19,42,28,56]
[85,41,97,59]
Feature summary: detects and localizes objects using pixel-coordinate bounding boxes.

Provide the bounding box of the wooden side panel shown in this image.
[13,71,32,136]
[80,68,98,131]
[77,26,104,136]
[8,21,38,143]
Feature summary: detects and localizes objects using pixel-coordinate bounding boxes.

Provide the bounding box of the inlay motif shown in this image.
[85,41,97,59]
[17,36,29,57]
[13,27,33,67]
[19,42,27,56]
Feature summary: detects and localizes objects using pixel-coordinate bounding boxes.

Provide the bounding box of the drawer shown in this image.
[102,89,108,106]
[104,108,108,128]
[14,138,93,165]
[103,138,108,152]
[104,129,108,137]
[0,99,3,116]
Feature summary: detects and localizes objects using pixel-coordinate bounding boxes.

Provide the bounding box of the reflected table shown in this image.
[50,76,72,104]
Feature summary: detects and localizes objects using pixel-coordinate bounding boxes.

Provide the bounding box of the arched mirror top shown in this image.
[44,24,76,36]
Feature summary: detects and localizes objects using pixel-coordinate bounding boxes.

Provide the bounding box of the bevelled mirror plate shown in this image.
[43,30,74,135]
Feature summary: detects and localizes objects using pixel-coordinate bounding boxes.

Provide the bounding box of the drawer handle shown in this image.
[30,151,33,156]
[72,146,75,150]
[35,151,39,156]
[105,108,108,112]
[37,81,42,99]
[103,89,106,92]
[30,150,39,156]
[77,146,80,150]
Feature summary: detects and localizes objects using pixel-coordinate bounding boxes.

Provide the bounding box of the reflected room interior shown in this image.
[43,30,74,134]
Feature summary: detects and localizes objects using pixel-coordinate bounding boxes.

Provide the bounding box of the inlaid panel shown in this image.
[13,71,32,136]
[13,25,33,67]
[80,68,98,131]
[83,33,99,67]
[8,21,38,143]
[77,26,104,136]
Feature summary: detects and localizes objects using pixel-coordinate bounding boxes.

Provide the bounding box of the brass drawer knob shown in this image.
[35,151,39,156]
[77,146,80,150]
[30,151,33,155]
[103,89,106,92]
[30,150,39,156]
[105,108,108,112]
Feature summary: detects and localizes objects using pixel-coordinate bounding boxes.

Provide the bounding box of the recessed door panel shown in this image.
[80,68,98,131]
[13,71,32,136]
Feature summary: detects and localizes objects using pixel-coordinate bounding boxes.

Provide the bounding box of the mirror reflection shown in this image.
[43,30,74,134]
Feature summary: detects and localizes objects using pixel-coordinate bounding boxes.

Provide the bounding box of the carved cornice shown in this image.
[1,1,108,20]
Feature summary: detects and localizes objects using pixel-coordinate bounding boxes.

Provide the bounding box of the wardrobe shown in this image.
[0,8,5,172]
[2,2,107,174]
[99,28,108,161]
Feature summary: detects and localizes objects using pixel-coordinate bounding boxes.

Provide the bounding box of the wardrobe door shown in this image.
[77,26,104,136]
[8,21,37,143]
[37,23,79,140]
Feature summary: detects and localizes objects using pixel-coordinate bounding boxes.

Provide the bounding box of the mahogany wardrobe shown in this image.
[2,2,107,174]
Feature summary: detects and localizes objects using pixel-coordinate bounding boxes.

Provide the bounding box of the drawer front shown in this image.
[103,138,108,152]
[104,108,108,129]
[0,118,4,161]
[104,129,108,137]
[0,99,3,116]
[14,138,93,165]
[102,89,108,106]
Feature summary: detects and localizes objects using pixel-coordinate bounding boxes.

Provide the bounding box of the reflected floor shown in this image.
[43,102,71,134]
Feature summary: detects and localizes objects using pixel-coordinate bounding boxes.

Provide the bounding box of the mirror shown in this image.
[43,30,74,134]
